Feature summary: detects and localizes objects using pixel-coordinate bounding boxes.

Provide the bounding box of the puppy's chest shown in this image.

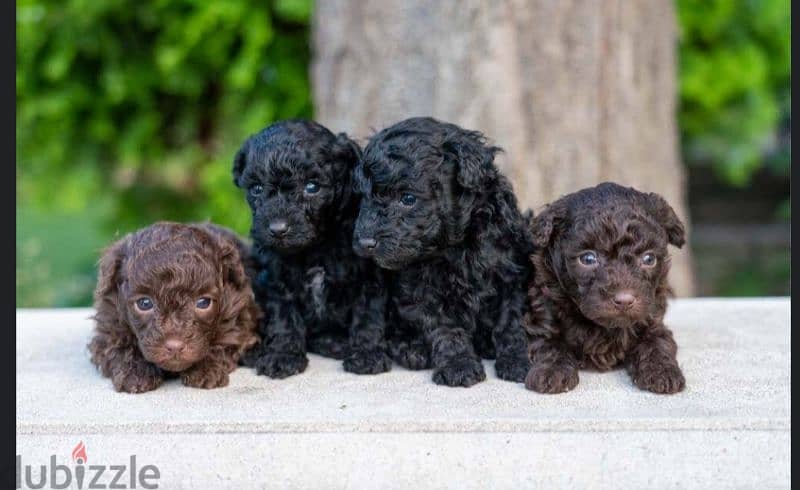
[566,322,635,371]
[391,264,490,317]
[294,257,358,317]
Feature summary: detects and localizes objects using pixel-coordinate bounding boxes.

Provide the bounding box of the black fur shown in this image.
[234,119,391,378]
[353,117,533,387]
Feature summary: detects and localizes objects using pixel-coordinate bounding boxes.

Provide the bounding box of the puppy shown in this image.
[233,120,390,378]
[88,222,260,393]
[524,182,686,394]
[353,117,532,387]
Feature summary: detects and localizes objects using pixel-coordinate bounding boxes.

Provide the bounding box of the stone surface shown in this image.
[16,298,790,489]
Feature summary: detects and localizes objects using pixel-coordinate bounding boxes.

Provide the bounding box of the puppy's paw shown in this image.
[181,362,230,389]
[494,356,531,383]
[524,362,579,394]
[254,352,309,379]
[343,349,392,375]
[389,339,431,370]
[112,361,164,394]
[633,363,685,394]
[432,358,486,387]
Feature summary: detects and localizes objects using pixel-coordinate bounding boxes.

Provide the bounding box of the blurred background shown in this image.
[16,0,790,307]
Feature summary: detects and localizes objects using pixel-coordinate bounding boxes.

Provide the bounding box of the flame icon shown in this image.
[71,441,88,464]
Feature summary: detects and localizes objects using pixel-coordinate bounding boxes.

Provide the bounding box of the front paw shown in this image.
[181,362,230,389]
[254,352,309,379]
[343,349,392,375]
[432,357,486,387]
[495,356,531,382]
[633,363,685,394]
[524,362,579,394]
[112,361,164,394]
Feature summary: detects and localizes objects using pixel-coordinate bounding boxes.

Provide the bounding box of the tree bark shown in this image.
[312,0,694,296]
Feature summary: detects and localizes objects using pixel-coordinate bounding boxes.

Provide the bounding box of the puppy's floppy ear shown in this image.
[95,236,128,301]
[646,192,686,248]
[203,226,249,292]
[331,132,362,208]
[531,202,567,248]
[442,129,500,190]
[92,235,130,333]
[232,139,250,188]
[332,132,362,164]
[206,227,253,321]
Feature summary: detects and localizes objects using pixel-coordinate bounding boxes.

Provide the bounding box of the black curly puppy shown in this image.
[352,117,533,387]
[233,120,391,378]
[523,182,686,394]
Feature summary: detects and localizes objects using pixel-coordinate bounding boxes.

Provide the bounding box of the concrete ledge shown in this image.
[16,298,790,489]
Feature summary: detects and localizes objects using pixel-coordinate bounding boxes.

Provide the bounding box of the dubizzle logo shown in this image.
[72,441,87,465]
[16,441,161,489]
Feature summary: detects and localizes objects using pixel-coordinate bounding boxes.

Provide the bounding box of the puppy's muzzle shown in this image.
[359,238,377,249]
[353,236,378,256]
[612,290,637,311]
[268,220,289,237]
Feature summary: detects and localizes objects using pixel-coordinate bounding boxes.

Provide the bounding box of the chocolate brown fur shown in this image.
[88,222,260,393]
[523,182,686,394]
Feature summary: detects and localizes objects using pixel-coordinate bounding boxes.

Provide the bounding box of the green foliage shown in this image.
[677,0,790,186]
[716,249,790,296]
[18,0,312,226]
[17,0,313,306]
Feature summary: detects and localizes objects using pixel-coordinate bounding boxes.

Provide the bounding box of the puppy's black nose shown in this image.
[612,291,636,310]
[358,238,377,250]
[269,220,289,236]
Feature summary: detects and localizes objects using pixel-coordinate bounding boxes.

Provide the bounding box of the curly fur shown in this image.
[353,117,533,387]
[523,182,686,394]
[233,119,391,379]
[88,222,260,393]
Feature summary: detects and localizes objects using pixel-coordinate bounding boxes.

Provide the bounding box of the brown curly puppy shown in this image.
[524,182,686,395]
[88,222,260,393]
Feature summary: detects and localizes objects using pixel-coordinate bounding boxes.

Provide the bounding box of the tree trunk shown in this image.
[312,0,694,296]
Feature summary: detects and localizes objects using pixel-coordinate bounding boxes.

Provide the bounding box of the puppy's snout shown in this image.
[358,237,377,250]
[163,338,186,354]
[268,220,289,236]
[612,291,637,310]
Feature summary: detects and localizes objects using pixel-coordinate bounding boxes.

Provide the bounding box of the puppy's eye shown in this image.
[578,251,598,267]
[400,193,417,206]
[135,297,154,311]
[249,184,264,197]
[304,181,320,194]
[641,253,657,267]
[196,297,212,309]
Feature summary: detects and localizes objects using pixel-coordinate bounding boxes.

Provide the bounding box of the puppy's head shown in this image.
[532,182,685,329]
[95,223,252,372]
[353,117,499,269]
[233,120,361,252]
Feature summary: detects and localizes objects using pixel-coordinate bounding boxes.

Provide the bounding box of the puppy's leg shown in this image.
[523,294,579,393]
[343,273,391,375]
[426,323,486,388]
[388,335,430,370]
[251,294,309,379]
[492,286,532,382]
[89,330,163,394]
[473,324,496,359]
[182,346,235,389]
[525,339,580,394]
[307,333,351,360]
[626,326,685,394]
